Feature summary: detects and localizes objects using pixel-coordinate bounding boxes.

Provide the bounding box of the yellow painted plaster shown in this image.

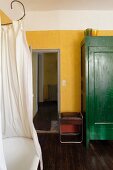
[26,30,84,112]
[44,53,57,101]
[0,10,11,24]
[97,30,113,36]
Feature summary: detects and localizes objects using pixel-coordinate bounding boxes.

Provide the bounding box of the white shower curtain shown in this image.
[0,19,42,170]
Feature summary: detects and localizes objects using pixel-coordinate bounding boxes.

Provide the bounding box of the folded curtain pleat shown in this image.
[0,19,43,170]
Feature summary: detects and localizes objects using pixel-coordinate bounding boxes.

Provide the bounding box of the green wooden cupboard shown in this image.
[81,36,113,146]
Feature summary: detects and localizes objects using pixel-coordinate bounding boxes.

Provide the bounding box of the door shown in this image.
[88,46,113,140]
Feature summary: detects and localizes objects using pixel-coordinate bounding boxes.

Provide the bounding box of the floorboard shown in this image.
[38,133,113,170]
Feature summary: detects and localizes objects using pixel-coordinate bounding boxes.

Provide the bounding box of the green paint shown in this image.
[81,36,113,146]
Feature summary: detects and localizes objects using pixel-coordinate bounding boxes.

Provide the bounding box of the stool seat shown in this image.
[60,112,82,118]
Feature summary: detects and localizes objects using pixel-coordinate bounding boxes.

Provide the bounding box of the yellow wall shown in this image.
[44,53,57,101]
[26,31,84,112]
[0,10,11,24]
[97,30,113,36]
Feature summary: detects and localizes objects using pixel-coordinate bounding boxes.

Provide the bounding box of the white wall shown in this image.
[24,10,113,31]
[1,1,113,31]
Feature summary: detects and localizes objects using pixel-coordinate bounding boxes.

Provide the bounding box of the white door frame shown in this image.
[38,53,44,103]
[32,49,60,113]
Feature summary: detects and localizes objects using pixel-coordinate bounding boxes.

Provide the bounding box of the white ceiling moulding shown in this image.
[24,10,60,31]
[24,10,113,31]
[1,0,113,31]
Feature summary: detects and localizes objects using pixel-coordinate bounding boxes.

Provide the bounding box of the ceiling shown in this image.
[1,0,113,14]
[19,0,113,11]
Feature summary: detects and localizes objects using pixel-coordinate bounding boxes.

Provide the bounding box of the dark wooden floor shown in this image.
[38,133,113,170]
[34,101,58,131]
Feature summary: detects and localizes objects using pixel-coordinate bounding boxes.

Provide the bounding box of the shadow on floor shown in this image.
[33,101,59,132]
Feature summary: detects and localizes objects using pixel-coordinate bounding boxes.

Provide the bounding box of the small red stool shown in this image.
[59,112,83,143]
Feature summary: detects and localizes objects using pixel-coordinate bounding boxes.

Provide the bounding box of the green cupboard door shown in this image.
[88,47,113,140]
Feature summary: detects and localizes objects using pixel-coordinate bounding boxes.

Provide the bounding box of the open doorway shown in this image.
[32,49,60,133]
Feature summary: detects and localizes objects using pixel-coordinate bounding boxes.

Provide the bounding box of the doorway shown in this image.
[32,49,60,133]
